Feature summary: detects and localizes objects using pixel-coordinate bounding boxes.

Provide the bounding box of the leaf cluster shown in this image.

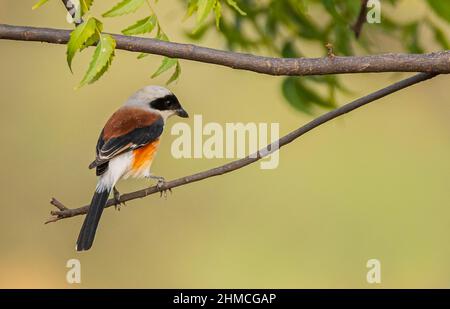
[34,0,180,87]
[182,0,450,113]
[33,0,450,113]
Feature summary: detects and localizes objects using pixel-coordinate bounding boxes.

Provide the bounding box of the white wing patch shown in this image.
[96,151,133,192]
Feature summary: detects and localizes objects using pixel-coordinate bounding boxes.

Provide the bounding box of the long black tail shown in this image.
[76,188,110,251]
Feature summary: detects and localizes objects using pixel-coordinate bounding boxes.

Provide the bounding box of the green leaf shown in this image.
[122,15,157,35]
[32,0,49,10]
[294,0,308,14]
[185,24,210,40]
[66,17,102,71]
[214,0,222,29]
[284,4,325,40]
[80,0,94,15]
[320,0,345,24]
[137,53,149,59]
[102,0,145,17]
[185,0,199,20]
[226,0,246,15]
[80,31,100,52]
[282,77,334,114]
[306,76,352,95]
[295,80,334,109]
[156,27,169,41]
[281,42,300,58]
[403,23,424,54]
[151,57,178,78]
[430,24,450,49]
[333,23,352,55]
[196,0,215,24]
[427,0,450,23]
[282,77,313,114]
[78,34,116,87]
[167,61,181,85]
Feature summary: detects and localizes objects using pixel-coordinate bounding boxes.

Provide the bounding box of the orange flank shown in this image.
[132,139,160,172]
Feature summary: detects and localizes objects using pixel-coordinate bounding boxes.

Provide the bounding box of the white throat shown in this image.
[154,109,176,122]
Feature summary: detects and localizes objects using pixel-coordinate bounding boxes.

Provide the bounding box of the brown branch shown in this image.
[0,24,449,75]
[352,0,369,38]
[45,72,438,224]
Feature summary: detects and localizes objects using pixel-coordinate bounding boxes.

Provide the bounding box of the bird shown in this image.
[76,85,189,251]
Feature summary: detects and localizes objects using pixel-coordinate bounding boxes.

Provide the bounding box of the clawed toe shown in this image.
[159,187,172,199]
[147,175,172,199]
[153,178,171,199]
[113,187,126,211]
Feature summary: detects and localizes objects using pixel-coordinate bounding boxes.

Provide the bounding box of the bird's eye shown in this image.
[166,100,172,107]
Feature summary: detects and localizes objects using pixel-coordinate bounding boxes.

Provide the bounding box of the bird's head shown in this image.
[125,85,189,120]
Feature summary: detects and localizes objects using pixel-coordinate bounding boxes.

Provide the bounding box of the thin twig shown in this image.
[45,72,438,223]
[352,0,369,38]
[0,24,449,75]
[50,198,68,211]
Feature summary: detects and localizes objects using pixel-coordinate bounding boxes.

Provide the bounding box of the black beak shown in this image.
[176,108,189,118]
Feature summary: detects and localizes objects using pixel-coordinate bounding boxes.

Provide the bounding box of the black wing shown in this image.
[89,117,164,176]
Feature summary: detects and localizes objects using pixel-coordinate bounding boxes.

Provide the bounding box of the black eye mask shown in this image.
[150,94,180,111]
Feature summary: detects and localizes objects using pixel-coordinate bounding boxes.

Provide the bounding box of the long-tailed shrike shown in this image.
[76,85,189,251]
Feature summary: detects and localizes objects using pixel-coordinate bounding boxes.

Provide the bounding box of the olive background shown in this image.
[0,0,449,288]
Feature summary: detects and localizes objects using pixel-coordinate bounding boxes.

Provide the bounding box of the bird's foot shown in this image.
[148,175,172,199]
[113,186,126,211]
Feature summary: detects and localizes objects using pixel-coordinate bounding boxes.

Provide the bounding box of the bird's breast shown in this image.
[126,139,161,179]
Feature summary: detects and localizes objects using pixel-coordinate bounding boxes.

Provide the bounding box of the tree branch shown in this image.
[351,0,369,38]
[45,72,438,224]
[1,24,449,76]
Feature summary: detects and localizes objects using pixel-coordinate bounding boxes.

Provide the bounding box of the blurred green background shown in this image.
[0,0,449,288]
